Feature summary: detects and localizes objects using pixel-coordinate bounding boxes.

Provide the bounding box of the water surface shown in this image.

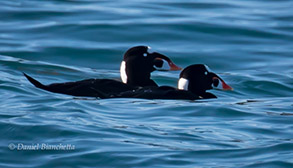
[0,0,292,167]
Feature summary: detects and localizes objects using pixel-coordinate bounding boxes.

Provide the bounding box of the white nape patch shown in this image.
[178,78,189,90]
[120,61,127,83]
[154,59,170,70]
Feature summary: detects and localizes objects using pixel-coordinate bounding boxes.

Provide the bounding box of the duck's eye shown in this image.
[205,71,208,75]
[143,53,148,57]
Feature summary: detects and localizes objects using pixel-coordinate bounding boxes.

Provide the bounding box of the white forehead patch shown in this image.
[178,78,189,90]
[204,65,213,75]
[204,65,212,72]
[120,61,127,83]
[147,46,153,54]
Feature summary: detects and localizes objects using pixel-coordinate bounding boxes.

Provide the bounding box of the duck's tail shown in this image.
[23,73,109,98]
[23,73,49,91]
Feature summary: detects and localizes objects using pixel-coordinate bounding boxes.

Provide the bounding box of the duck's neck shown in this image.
[120,61,158,87]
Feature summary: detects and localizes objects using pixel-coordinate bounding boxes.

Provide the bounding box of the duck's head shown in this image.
[120,46,181,87]
[178,64,233,98]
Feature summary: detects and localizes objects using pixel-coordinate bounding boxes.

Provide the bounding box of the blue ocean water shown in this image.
[0,0,292,167]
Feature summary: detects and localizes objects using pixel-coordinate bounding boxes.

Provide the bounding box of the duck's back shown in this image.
[46,79,136,97]
[113,86,200,100]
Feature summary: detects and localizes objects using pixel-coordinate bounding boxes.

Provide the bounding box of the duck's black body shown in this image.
[23,46,181,98]
[23,73,135,98]
[24,64,232,100]
[112,86,204,100]
[111,64,232,100]
[24,73,215,100]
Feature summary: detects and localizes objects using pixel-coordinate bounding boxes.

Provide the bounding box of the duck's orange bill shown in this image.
[168,61,182,71]
[154,57,182,71]
[213,77,233,91]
